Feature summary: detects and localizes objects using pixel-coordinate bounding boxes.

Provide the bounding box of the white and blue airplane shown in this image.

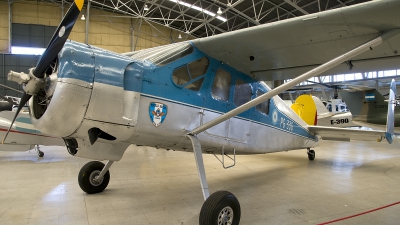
[3,0,400,224]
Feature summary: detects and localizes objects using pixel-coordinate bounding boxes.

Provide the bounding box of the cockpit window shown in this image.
[234,79,251,106]
[212,69,231,102]
[172,57,209,91]
[256,90,269,115]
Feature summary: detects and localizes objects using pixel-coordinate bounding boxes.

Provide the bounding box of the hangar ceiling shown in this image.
[40,0,372,38]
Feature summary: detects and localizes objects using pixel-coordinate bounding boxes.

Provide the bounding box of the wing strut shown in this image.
[189,29,400,135]
[385,79,396,144]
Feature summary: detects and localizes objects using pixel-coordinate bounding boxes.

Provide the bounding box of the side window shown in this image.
[212,69,231,102]
[188,57,208,79]
[256,90,269,115]
[234,79,251,106]
[172,66,190,85]
[172,57,209,91]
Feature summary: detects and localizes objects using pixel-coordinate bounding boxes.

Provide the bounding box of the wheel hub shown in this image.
[218,206,234,225]
[89,170,103,186]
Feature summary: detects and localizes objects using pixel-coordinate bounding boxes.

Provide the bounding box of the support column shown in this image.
[8,1,12,53]
[61,0,64,18]
[130,18,134,51]
[134,18,143,51]
[318,76,327,100]
[85,0,90,44]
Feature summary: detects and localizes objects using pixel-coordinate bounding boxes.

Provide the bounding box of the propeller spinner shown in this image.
[2,0,84,143]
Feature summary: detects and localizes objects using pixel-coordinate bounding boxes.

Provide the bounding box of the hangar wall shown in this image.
[0,2,8,53]
[0,1,190,54]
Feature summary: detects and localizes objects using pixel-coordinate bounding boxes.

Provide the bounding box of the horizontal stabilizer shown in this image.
[308,126,387,142]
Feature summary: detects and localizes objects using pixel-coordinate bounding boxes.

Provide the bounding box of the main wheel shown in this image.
[199,191,240,225]
[78,161,110,194]
[37,150,44,157]
[308,150,315,161]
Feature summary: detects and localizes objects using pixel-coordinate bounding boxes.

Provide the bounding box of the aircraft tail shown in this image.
[385,79,396,144]
[290,95,317,125]
[340,89,386,120]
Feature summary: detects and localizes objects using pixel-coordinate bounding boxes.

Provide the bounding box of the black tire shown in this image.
[199,191,241,225]
[38,151,44,157]
[78,161,110,194]
[308,150,315,161]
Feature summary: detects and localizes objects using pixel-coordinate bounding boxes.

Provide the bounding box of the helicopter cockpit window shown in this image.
[212,69,231,102]
[327,104,332,112]
[234,79,251,106]
[172,57,209,91]
[256,90,270,115]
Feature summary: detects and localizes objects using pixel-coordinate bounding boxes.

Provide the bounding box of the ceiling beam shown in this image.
[284,0,309,15]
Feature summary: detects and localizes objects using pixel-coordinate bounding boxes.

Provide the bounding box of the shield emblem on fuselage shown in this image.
[149,102,168,127]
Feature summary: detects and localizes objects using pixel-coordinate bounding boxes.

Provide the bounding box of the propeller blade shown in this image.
[34,0,84,78]
[2,93,31,144]
[2,0,84,144]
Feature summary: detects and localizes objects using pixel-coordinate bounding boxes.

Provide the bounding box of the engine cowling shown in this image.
[29,41,96,138]
[29,41,140,160]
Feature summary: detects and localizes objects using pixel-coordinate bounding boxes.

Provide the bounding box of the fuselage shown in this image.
[28,40,318,157]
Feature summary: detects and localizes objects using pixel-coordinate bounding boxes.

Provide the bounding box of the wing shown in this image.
[307,126,387,142]
[192,0,400,80]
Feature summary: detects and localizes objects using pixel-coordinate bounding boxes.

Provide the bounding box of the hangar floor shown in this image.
[0,140,400,225]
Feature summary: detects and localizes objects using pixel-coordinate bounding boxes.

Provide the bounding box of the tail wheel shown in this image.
[199,191,241,225]
[308,149,315,161]
[78,161,110,194]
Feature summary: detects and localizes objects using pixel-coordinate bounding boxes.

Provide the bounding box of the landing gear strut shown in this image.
[78,160,113,194]
[307,148,315,161]
[187,135,241,225]
[35,145,44,157]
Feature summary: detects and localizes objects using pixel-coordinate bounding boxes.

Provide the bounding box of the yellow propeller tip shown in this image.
[75,0,84,11]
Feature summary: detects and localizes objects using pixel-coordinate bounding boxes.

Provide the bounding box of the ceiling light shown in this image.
[144,4,149,11]
[169,0,227,22]
[178,34,182,39]
[81,14,85,20]
[217,7,222,14]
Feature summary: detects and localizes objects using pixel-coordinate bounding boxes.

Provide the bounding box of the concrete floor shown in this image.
[0,140,400,225]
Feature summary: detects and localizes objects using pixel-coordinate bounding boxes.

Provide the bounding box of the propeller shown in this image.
[2,0,84,143]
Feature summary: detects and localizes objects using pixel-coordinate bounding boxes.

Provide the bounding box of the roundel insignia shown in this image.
[272,109,278,125]
[149,102,168,127]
